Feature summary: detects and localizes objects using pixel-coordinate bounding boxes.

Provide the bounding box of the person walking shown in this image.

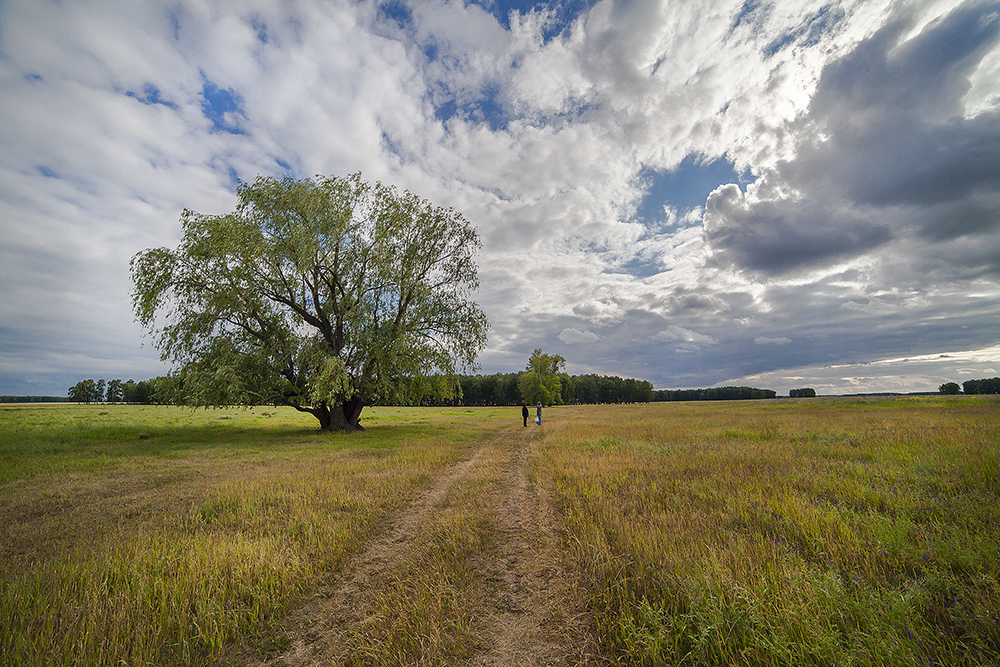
[521,403,529,427]
[535,401,542,425]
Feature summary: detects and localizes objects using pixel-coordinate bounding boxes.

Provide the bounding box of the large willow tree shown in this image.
[131,173,489,431]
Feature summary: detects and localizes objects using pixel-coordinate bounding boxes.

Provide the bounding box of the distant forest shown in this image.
[452,373,657,405]
[0,396,69,403]
[9,375,999,406]
[53,373,776,406]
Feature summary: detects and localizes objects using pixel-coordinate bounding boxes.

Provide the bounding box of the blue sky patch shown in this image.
[731,0,770,32]
[468,0,598,40]
[36,166,59,179]
[378,0,413,30]
[274,158,295,178]
[764,4,844,57]
[637,157,753,222]
[619,256,663,279]
[434,98,458,123]
[423,40,439,61]
[200,76,247,134]
[434,83,507,131]
[126,83,178,109]
[250,15,269,44]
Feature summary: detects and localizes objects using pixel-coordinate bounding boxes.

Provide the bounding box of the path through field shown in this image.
[237,424,601,666]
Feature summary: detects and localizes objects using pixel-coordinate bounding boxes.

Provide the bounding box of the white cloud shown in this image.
[558,328,601,344]
[755,336,793,345]
[2,0,999,396]
[721,344,1000,395]
[653,325,719,353]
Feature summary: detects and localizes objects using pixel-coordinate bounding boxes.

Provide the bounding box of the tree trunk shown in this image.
[310,404,333,430]
[312,396,365,432]
[342,395,365,431]
[302,398,365,432]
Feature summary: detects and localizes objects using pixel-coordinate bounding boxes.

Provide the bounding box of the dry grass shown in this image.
[536,397,1000,666]
[3,398,999,666]
[0,404,505,667]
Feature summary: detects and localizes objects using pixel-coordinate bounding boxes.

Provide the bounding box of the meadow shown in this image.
[0,403,507,666]
[1,396,998,666]
[539,397,1000,666]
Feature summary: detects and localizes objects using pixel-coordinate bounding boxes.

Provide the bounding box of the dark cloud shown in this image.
[704,1,1000,275]
[704,183,893,273]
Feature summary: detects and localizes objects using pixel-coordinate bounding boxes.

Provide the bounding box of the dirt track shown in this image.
[236,424,601,666]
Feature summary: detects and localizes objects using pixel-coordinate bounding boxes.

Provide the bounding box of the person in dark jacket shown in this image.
[522,403,529,427]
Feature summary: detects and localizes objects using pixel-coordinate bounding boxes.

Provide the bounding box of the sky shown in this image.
[1,0,999,397]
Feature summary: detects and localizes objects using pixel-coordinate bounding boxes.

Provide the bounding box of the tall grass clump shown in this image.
[2,531,308,665]
[0,404,506,666]
[539,397,1000,666]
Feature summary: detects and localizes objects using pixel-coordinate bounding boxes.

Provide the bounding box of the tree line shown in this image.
[963,377,1000,394]
[65,371,659,407]
[88,371,656,407]
[67,378,162,404]
[0,396,68,403]
[407,350,657,406]
[67,360,780,407]
[653,386,777,401]
[445,372,656,406]
[789,388,817,398]
[73,374,1000,405]
[940,377,1000,394]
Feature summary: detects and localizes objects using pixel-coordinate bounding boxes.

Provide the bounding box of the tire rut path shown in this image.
[237,425,600,666]
[472,426,601,666]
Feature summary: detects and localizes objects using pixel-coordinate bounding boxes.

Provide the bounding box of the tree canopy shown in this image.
[962,377,1000,394]
[131,173,489,430]
[518,349,565,405]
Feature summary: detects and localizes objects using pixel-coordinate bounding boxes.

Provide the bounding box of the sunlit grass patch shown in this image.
[539,397,1000,666]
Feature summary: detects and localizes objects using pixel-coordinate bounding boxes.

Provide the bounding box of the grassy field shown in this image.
[539,397,1000,666]
[0,403,508,666]
[1,397,999,666]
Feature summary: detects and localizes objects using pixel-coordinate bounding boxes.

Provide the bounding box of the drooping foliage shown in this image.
[131,173,489,430]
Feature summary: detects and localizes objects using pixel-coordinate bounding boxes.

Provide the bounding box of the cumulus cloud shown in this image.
[558,327,601,344]
[703,2,1000,277]
[653,325,719,354]
[2,0,999,395]
[703,182,893,273]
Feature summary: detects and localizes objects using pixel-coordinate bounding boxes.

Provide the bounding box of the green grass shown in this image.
[0,404,508,667]
[538,396,1000,666]
[2,398,999,666]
